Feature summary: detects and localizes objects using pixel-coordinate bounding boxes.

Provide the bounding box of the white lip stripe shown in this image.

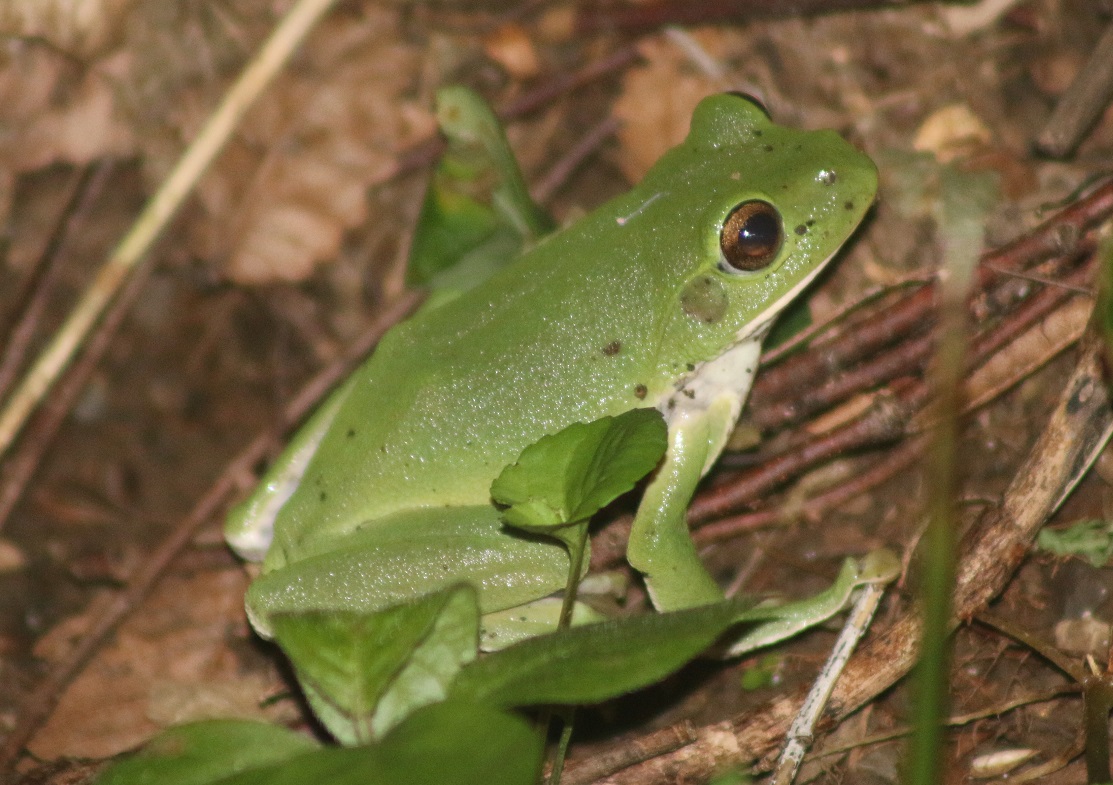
[736,247,840,342]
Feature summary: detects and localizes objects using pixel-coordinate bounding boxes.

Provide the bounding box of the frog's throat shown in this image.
[660,246,838,416]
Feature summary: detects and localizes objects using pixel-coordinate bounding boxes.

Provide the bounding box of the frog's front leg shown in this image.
[628,397,739,611]
[629,339,762,611]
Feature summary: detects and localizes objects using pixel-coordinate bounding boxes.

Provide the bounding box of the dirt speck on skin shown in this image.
[1,0,1110,780]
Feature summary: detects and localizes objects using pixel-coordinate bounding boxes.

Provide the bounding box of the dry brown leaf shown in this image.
[912,103,993,163]
[483,22,542,81]
[0,45,137,232]
[612,34,725,183]
[0,3,431,284]
[0,0,136,57]
[27,567,292,759]
[137,6,431,284]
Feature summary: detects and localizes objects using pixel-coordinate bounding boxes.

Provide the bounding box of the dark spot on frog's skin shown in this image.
[753,129,763,137]
[818,170,838,186]
[746,367,753,374]
[682,389,695,399]
[686,363,695,372]
[347,428,357,438]
[319,491,327,502]
[763,144,773,152]
[634,384,648,399]
[794,224,807,236]
[806,219,815,227]
[680,275,728,324]
[845,200,855,210]
[667,400,676,410]
[603,340,622,356]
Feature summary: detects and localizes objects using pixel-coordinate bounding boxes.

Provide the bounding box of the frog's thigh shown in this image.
[480,597,604,651]
[245,505,569,638]
[226,375,357,562]
[628,406,728,611]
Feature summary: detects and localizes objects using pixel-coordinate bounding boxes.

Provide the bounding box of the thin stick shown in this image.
[1035,21,1113,157]
[0,163,111,401]
[0,0,341,462]
[771,570,893,785]
[0,219,153,534]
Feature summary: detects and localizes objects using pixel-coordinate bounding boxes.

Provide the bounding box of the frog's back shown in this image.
[273,200,682,556]
[268,93,878,563]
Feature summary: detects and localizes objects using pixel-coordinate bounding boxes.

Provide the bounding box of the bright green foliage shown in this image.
[451,595,754,707]
[407,86,553,289]
[450,555,884,708]
[1039,519,1113,567]
[492,408,668,532]
[271,585,479,743]
[739,653,784,690]
[96,702,543,785]
[96,720,318,785]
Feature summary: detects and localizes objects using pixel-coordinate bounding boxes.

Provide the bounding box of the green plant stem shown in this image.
[548,712,576,785]
[557,522,591,630]
[907,168,991,784]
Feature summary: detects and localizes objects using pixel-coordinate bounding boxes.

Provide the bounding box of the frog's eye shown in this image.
[720,200,783,273]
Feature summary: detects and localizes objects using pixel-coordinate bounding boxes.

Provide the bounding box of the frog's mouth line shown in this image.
[736,245,840,343]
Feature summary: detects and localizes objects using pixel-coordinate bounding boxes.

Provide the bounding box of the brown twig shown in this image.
[0,163,112,402]
[574,0,920,35]
[693,434,926,544]
[687,257,1094,527]
[0,206,154,535]
[531,115,622,205]
[1035,20,1113,157]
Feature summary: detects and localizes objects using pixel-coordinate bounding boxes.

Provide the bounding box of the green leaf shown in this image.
[1038,519,1113,567]
[95,719,319,785]
[271,585,480,744]
[491,408,668,532]
[407,86,553,289]
[96,703,543,785]
[451,554,890,707]
[451,596,752,706]
[738,653,784,690]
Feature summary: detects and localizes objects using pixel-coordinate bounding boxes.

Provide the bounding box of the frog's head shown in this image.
[634,93,878,372]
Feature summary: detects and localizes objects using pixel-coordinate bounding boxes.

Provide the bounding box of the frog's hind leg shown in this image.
[244,504,571,639]
[225,375,358,562]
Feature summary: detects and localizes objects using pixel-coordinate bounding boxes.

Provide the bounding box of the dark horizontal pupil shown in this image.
[736,210,779,256]
[721,200,782,272]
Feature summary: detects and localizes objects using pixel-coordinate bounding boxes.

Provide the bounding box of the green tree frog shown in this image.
[226,93,878,638]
